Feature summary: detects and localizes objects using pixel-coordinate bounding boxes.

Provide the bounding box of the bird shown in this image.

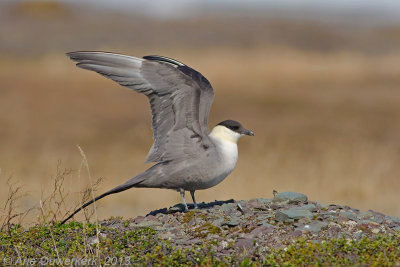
[61,51,254,224]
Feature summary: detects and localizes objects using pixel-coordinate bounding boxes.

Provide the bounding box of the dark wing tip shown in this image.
[66,51,109,61]
[66,51,79,61]
[143,55,185,67]
[66,51,92,62]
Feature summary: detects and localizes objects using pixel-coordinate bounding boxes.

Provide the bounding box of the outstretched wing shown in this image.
[67,51,215,162]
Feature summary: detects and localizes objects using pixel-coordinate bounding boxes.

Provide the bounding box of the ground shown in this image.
[1,192,399,266]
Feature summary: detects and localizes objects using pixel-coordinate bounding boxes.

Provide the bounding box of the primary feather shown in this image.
[68,52,215,162]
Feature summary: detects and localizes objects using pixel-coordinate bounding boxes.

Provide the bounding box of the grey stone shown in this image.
[298,203,317,211]
[273,192,308,204]
[168,206,184,213]
[287,209,312,219]
[188,238,203,244]
[275,207,313,222]
[220,203,236,212]
[234,238,254,250]
[360,211,374,220]
[260,222,275,228]
[297,221,328,233]
[270,203,283,210]
[212,218,225,226]
[159,231,174,240]
[340,211,358,221]
[298,217,312,224]
[358,219,379,226]
[133,216,145,223]
[385,216,400,224]
[314,201,328,209]
[259,198,273,204]
[134,220,162,228]
[291,230,302,237]
[222,218,240,227]
[275,211,295,223]
[248,225,274,238]
[256,214,274,222]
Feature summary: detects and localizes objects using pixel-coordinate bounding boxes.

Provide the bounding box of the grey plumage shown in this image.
[61,52,253,225]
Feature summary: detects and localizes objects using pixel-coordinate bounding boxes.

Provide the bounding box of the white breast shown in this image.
[207,134,238,187]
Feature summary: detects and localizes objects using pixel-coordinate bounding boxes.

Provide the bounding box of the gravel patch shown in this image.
[99,192,400,258]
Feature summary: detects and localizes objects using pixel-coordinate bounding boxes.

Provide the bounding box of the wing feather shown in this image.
[67,51,215,162]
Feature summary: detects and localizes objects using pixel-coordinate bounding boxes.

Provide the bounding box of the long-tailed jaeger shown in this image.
[61,52,253,224]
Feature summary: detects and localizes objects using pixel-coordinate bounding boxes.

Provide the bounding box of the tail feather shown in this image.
[60,175,145,225]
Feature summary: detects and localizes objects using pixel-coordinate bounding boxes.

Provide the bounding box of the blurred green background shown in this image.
[1,0,400,223]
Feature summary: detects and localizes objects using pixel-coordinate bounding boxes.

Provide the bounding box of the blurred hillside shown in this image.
[2,1,400,56]
[0,1,399,224]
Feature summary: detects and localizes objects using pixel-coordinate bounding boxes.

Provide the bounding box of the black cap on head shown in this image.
[217,120,254,136]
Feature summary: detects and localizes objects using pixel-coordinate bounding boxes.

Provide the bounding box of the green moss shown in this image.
[181,210,196,223]
[180,210,208,225]
[264,235,400,266]
[193,223,222,238]
[0,222,399,266]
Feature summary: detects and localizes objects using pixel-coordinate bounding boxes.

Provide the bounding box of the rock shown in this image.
[219,203,236,212]
[159,231,174,240]
[385,215,400,224]
[133,216,145,223]
[134,220,163,228]
[145,215,158,221]
[297,221,328,233]
[222,218,240,227]
[256,214,274,225]
[273,192,308,204]
[314,201,328,209]
[291,230,303,237]
[188,238,203,244]
[168,205,185,213]
[260,222,275,228]
[117,192,399,260]
[275,207,313,222]
[234,238,254,250]
[270,203,283,210]
[339,210,359,221]
[213,218,225,226]
[298,203,317,211]
[275,211,294,223]
[360,211,374,220]
[259,198,273,204]
[248,225,273,238]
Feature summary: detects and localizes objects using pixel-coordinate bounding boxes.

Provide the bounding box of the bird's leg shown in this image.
[190,190,198,209]
[179,189,189,212]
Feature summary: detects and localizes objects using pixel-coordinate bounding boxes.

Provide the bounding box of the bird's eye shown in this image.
[231,126,239,130]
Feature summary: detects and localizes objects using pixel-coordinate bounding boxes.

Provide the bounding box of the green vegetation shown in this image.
[265,235,400,267]
[193,223,222,238]
[1,222,398,266]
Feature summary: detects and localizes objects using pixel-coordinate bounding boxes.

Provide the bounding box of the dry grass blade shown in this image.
[0,176,33,232]
[77,145,101,260]
[38,161,73,224]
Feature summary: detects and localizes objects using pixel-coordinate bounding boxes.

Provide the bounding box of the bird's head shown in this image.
[210,120,254,144]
